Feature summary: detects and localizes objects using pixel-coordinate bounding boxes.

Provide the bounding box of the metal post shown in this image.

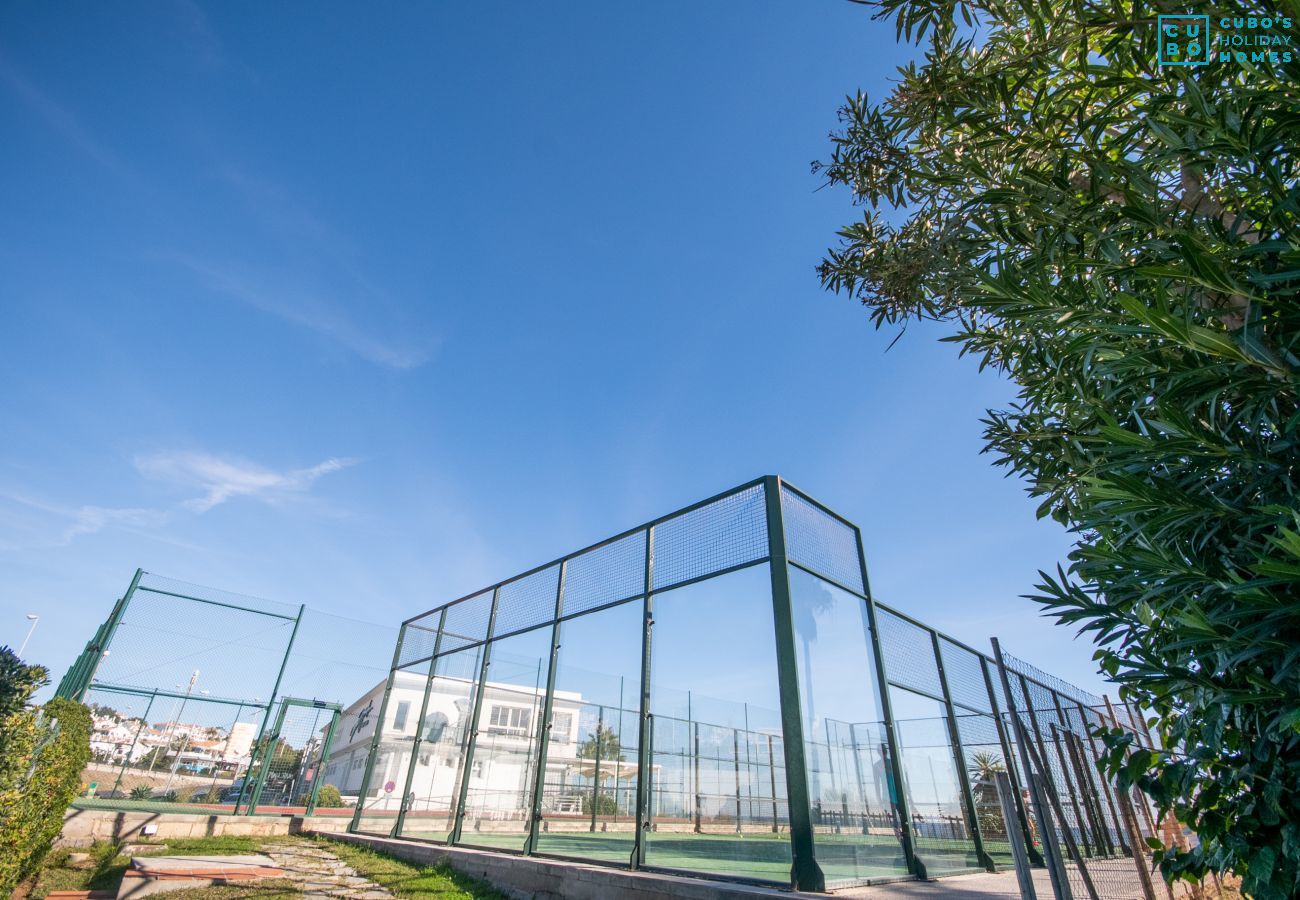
[631,526,654,870]
[763,476,826,892]
[854,524,919,876]
[768,734,779,833]
[848,722,869,833]
[932,631,994,872]
[451,587,501,845]
[1017,675,1083,856]
[992,638,1073,900]
[111,689,157,799]
[1048,721,1093,857]
[733,727,743,833]
[307,707,341,816]
[1102,700,1161,900]
[981,655,1044,867]
[349,623,407,833]
[1106,697,1160,840]
[1076,700,1128,855]
[394,611,448,836]
[1024,737,1101,900]
[821,719,837,832]
[1056,704,1109,857]
[244,603,304,816]
[77,569,143,700]
[1071,728,1112,853]
[525,562,566,855]
[591,705,605,832]
[692,714,702,833]
[995,771,1037,900]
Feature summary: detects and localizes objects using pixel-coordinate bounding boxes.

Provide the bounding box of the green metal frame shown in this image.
[631,526,654,869]
[353,476,1146,893]
[932,630,996,872]
[852,521,921,877]
[392,610,448,836]
[450,586,501,844]
[306,703,342,816]
[980,655,1046,868]
[993,637,1074,900]
[763,475,825,892]
[59,568,142,701]
[245,696,342,815]
[349,624,408,832]
[524,561,567,855]
[236,602,304,815]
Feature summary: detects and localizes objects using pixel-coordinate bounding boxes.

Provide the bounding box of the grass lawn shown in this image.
[23,834,505,900]
[319,838,509,899]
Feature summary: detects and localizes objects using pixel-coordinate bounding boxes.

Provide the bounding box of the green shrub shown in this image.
[128,784,153,801]
[0,646,47,722]
[315,784,342,808]
[0,697,92,895]
[580,791,618,817]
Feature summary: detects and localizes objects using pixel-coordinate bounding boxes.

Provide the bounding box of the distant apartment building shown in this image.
[322,670,597,819]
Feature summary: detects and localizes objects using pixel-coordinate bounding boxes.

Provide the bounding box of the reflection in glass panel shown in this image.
[534,600,641,863]
[457,627,552,851]
[396,646,485,842]
[789,569,909,885]
[889,686,980,875]
[648,563,793,883]
[954,712,1014,868]
[330,667,428,832]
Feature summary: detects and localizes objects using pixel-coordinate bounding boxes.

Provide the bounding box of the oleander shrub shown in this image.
[0,696,92,894]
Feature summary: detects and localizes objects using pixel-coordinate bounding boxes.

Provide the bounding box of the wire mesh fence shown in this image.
[58,570,395,817]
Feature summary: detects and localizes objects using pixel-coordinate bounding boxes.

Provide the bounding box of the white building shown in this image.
[322,670,611,822]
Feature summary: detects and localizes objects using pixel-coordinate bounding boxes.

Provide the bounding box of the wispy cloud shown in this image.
[0,53,138,184]
[62,505,170,541]
[0,490,171,548]
[135,451,358,513]
[175,255,439,370]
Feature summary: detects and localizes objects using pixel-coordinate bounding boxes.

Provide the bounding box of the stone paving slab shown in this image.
[261,841,395,899]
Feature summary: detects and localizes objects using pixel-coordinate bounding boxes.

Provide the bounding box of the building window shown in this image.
[487,705,531,735]
[551,712,573,738]
[393,700,411,732]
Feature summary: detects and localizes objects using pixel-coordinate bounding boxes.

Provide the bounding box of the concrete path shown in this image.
[260,841,394,899]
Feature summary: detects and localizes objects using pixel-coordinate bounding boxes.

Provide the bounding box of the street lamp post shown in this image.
[18,614,39,656]
[161,671,200,795]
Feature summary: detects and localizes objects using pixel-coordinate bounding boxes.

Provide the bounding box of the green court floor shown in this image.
[391,827,918,885]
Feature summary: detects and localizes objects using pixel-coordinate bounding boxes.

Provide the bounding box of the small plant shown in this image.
[315,784,343,808]
[128,785,153,801]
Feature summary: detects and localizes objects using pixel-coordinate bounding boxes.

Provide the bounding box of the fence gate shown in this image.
[238,697,341,816]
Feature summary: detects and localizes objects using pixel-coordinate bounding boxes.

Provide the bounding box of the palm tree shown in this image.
[969,750,1005,785]
[969,751,1007,837]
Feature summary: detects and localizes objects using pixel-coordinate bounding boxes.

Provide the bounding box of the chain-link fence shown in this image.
[58,570,394,817]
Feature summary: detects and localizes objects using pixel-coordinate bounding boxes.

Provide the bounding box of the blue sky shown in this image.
[1,2,1105,697]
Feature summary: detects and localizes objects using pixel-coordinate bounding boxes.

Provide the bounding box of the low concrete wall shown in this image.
[319,831,834,900]
[58,808,353,846]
